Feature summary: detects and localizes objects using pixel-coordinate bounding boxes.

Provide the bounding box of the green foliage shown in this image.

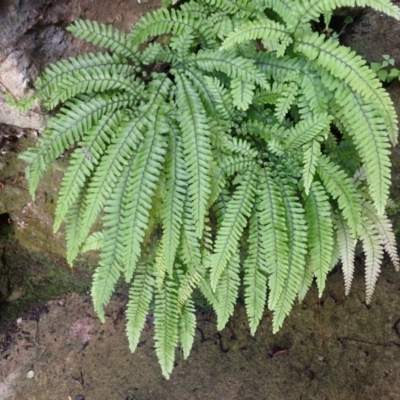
[20,0,400,378]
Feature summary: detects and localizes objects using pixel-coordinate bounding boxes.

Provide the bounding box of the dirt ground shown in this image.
[1,259,400,400]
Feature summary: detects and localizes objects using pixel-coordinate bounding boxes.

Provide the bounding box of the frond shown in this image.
[210,167,257,290]
[80,231,104,253]
[336,88,392,215]
[44,67,143,110]
[203,76,235,122]
[92,157,137,320]
[262,0,295,21]
[304,181,334,296]
[360,215,384,304]
[194,49,270,91]
[272,171,308,333]
[64,188,86,264]
[126,263,155,352]
[74,78,172,258]
[274,81,298,123]
[299,70,329,114]
[36,52,134,106]
[130,8,201,45]
[20,93,132,199]
[220,19,291,54]
[362,201,400,271]
[317,155,362,237]
[282,112,331,150]
[177,270,203,309]
[121,110,168,282]
[203,0,256,16]
[179,200,202,268]
[161,131,187,274]
[174,70,212,237]
[183,68,224,121]
[67,19,140,59]
[178,298,196,360]
[54,110,125,231]
[154,277,179,379]
[214,250,241,330]
[230,77,255,110]
[302,139,321,195]
[257,166,289,310]
[209,154,256,207]
[243,210,268,335]
[334,213,356,295]
[296,34,383,103]
[297,259,313,302]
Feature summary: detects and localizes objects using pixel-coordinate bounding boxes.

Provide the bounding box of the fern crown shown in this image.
[20,0,400,378]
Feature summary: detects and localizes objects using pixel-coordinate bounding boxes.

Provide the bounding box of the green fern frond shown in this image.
[209,155,256,206]
[304,181,333,295]
[36,52,133,105]
[177,270,203,309]
[174,70,212,237]
[214,250,241,330]
[130,8,200,45]
[244,210,268,335]
[44,67,143,110]
[210,167,257,290]
[360,215,384,304]
[161,132,187,274]
[334,214,356,295]
[336,88,392,215]
[203,0,256,16]
[54,110,125,232]
[154,276,179,379]
[68,19,140,60]
[317,155,362,237]
[302,140,321,195]
[178,298,196,359]
[121,111,168,282]
[283,113,331,151]
[220,19,291,51]
[230,77,255,110]
[203,76,235,122]
[126,263,155,352]
[274,80,298,123]
[81,231,104,253]
[272,172,308,332]
[362,201,400,271]
[258,167,289,310]
[179,199,202,269]
[195,49,270,91]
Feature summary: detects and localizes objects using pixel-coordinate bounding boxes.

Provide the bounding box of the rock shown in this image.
[342,9,400,64]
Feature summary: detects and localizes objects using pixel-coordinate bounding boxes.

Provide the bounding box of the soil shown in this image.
[1,260,400,400]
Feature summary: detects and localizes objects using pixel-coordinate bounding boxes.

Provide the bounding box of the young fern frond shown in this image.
[20,0,400,379]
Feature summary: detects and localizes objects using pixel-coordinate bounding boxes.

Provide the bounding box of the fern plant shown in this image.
[20,0,400,378]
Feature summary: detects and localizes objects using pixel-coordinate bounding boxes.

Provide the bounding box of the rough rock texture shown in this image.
[0,0,153,129]
[342,9,400,65]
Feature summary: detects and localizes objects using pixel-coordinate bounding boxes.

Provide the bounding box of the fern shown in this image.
[20,0,400,379]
